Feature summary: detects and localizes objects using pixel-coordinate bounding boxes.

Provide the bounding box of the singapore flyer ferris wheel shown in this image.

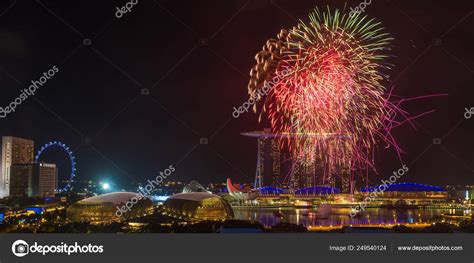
[35,141,76,192]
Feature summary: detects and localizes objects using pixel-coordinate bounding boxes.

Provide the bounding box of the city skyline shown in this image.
[0,1,473,241]
[0,0,472,189]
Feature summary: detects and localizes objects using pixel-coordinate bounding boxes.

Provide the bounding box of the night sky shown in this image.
[0,0,473,190]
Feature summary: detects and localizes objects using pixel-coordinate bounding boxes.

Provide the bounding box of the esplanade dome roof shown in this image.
[76,192,141,205]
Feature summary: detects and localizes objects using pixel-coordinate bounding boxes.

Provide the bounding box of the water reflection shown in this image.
[233,206,462,227]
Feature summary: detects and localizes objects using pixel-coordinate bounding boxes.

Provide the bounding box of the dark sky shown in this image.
[0,0,473,189]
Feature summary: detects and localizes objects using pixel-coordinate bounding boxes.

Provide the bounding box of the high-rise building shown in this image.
[36,163,57,198]
[242,130,357,193]
[0,137,34,198]
[8,163,57,198]
[9,164,34,197]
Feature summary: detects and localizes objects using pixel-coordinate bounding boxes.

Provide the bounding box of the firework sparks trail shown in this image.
[247,6,445,185]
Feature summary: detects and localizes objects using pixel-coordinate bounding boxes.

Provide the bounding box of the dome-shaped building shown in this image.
[67,192,153,223]
[163,192,233,221]
[182,180,211,193]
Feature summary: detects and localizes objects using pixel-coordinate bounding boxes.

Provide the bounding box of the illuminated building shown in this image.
[360,183,448,204]
[25,204,64,215]
[9,164,34,197]
[37,163,57,197]
[0,204,9,223]
[242,130,355,193]
[226,178,259,201]
[0,136,34,198]
[9,163,57,198]
[446,185,474,201]
[67,192,153,223]
[163,192,233,221]
[182,180,210,193]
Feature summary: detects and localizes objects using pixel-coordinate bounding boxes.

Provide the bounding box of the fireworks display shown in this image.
[248,6,434,188]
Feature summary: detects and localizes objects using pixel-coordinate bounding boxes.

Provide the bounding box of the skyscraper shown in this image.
[0,136,34,198]
[36,163,57,198]
[242,130,357,193]
[9,164,34,197]
[9,163,57,198]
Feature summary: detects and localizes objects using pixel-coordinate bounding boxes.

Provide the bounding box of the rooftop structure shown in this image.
[163,192,233,221]
[67,192,153,223]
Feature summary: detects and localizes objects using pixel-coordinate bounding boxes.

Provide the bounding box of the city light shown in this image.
[100,182,111,191]
[0,0,471,248]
